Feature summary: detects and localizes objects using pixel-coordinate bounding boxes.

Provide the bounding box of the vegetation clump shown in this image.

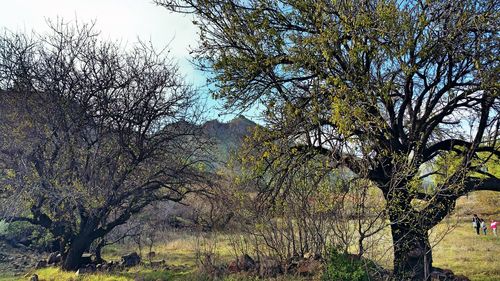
[322,248,370,281]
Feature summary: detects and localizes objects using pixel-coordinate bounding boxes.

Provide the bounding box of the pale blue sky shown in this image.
[0,0,242,121]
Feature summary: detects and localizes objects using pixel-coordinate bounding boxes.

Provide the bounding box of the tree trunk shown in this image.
[94,239,105,264]
[385,187,433,281]
[61,234,94,271]
[389,216,432,280]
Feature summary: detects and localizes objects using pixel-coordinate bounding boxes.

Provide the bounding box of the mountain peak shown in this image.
[202,115,256,146]
[229,115,255,126]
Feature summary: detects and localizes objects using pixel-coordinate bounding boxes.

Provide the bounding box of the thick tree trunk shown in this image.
[61,234,94,271]
[390,222,432,280]
[385,188,433,281]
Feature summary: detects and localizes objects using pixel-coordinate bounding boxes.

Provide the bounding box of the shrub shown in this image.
[322,247,369,281]
[1,221,53,251]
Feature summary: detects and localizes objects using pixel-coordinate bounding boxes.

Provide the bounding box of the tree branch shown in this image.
[423,139,500,162]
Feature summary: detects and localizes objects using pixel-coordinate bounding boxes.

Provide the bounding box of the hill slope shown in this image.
[202,115,256,162]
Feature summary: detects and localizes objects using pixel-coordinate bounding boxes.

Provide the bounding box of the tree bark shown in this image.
[390,222,432,280]
[383,185,433,281]
[61,233,94,271]
[385,188,433,281]
[94,239,105,264]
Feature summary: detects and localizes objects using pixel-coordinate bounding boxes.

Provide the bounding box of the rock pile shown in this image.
[73,252,143,275]
[120,252,141,267]
[430,268,471,281]
[225,253,323,278]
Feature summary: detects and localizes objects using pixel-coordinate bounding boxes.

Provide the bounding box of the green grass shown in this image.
[0,274,17,281]
[25,267,177,281]
[1,218,499,280]
[2,225,498,281]
[431,222,500,281]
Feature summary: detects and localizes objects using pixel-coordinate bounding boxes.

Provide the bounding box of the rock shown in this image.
[101,261,117,271]
[120,252,141,267]
[284,256,300,274]
[303,252,314,260]
[35,260,47,269]
[237,254,255,271]
[29,274,39,281]
[105,260,119,271]
[75,265,95,276]
[47,251,61,264]
[431,267,459,281]
[15,243,27,249]
[147,251,156,259]
[150,259,166,268]
[296,258,322,276]
[259,257,282,278]
[81,253,93,265]
[454,275,471,281]
[227,260,239,273]
[75,268,85,276]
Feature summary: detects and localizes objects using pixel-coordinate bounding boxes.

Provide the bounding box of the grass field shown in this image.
[1,221,498,281]
[431,222,499,281]
[1,191,499,281]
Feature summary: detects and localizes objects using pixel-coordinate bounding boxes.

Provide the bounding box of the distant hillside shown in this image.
[202,115,257,163]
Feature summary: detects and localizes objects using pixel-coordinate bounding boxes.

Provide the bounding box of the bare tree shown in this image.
[0,21,209,270]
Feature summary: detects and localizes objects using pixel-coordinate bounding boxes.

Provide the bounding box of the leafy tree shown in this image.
[157,0,499,279]
[0,22,208,270]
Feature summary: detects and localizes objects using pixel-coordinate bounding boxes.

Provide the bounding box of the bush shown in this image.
[1,221,53,250]
[0,220,7,234]
[322,247,370,281]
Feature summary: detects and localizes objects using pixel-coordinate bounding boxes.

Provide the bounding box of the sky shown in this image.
[0,0,238,121]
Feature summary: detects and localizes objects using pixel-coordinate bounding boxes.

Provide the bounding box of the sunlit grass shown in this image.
[2,192,499,281]
[0,273,17,281]
[432,222,500,281]
[14,266,177,281]
[2,222,498,281]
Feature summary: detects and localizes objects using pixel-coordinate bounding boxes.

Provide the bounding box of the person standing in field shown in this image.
[480,219,487,235]
[472,214,481,235]
[491,220,497,237]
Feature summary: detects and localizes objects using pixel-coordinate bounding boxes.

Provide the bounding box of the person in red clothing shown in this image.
[491,220,497,237]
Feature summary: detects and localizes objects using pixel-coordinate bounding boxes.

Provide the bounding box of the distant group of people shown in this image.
[472,214,497,236]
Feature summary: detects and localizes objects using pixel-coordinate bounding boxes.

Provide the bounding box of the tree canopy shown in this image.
[157,0,499,279]
[0,22,209,270]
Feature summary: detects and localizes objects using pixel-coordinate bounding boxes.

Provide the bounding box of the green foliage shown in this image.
[1,221,53,250]
[0,220,7,234]
[431,151,500,188]
[322,247,370,281]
